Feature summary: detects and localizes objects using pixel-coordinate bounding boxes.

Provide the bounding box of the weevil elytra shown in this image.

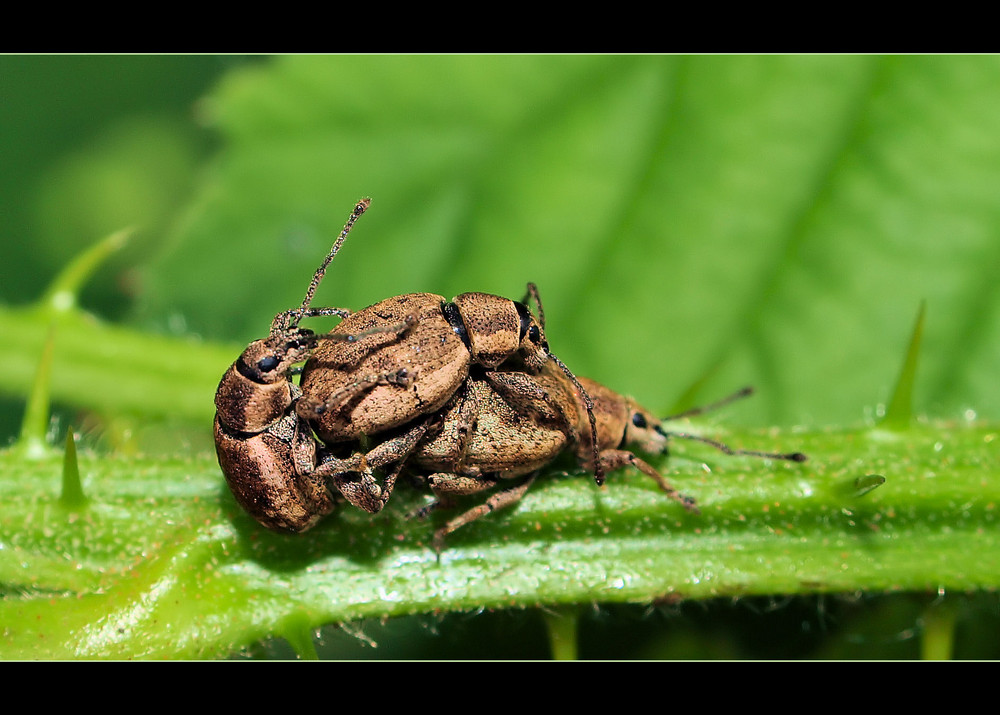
[410,364,806,548]
[214,199,429,531]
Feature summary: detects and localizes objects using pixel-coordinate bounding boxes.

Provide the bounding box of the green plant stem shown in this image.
[543,608,580,660]
[1,419,995,658]
[921,599,957,660]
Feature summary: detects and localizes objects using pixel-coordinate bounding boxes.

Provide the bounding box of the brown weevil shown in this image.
[215,196,803,543]
[213,197,595,529]
[294,214,604,492]
[214,198,425,531]
[410,364,806,548]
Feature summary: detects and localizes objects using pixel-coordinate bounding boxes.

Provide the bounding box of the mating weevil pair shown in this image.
[214,198,806,545]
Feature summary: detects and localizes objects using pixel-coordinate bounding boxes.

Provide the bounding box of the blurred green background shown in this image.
[2,55,998,658]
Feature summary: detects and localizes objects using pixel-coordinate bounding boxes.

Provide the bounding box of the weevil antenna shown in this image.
[550,353,605,485]
[288,197,371,330]
[661,386,754,422]
[319,314,417,344]
[656,428,807,463]
[523,282,545,329]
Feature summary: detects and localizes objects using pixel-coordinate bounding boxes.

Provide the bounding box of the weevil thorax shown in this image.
[215,327,318,434]
[448,292,550,372]
[623,398,669,455]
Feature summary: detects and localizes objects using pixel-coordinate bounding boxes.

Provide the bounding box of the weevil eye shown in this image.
[257,355,281,373]
[632,412,648,429]
[526,323,548,351]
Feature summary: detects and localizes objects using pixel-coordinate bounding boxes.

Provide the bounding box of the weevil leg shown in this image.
[332,313,418,342]
[270,306,353,335]
[599,449,700,515]
[406,469,499,520]
[314,415,438,513]
[407,498,446,521]
[426,471,499,497]
[296,365,418,421]
[521,282,545,329]
[431,473,537,551]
